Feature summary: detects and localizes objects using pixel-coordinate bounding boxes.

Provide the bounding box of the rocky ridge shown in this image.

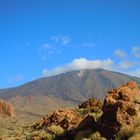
[0,99,15,117]
[98,81,140,138]
[1,81,140,140]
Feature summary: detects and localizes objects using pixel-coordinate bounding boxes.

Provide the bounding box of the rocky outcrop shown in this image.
[76,115,96,131]
[33,109,83,130]
[56,115,97,140]
[34,97,103,131]
[33,81,140,139]
[79,98,102,109]
[98,81,140,138]
[0,99,16,117]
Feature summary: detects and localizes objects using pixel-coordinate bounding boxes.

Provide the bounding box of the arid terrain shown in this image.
[0,80,140,140]
[0,69,140,122]
[1,0,139,139]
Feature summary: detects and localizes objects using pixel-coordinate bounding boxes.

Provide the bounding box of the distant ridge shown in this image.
[0,69,140,121]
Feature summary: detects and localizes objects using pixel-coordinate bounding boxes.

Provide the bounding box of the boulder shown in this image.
[34,109,82,130]
[98,81,140,138]
[79,98,102,109]
[0,99,16,117]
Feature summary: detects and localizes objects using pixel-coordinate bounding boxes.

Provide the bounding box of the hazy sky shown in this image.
[0,0,140,88]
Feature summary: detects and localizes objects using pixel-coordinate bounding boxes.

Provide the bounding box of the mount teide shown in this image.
[0,69,140,121]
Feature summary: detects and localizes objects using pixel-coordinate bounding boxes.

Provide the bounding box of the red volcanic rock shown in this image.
[34,109,82,130]
[79,98,102,109]
[0,99,16,117]
[98,81,140,138]
[33,97,103,133]
[76,115,96,131]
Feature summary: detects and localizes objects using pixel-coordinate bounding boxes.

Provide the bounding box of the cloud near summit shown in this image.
[114,49,126,58]
[41,58,113,77]
[41,44,140,78]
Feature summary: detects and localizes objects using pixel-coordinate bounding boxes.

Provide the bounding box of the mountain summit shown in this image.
[0,69,140,121]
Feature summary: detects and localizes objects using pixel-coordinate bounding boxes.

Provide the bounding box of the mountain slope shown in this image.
[0,69,140,121]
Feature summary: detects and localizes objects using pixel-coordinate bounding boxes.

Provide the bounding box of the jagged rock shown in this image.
[0,99,16,117]
[34,109,82,130]
[79,98,102,109]
[76,115,96,131]
[34,97,103,131]
[98,81,140,138]
[54,115,97,140]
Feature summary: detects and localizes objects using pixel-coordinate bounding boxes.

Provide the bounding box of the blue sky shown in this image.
[0,0,140,88]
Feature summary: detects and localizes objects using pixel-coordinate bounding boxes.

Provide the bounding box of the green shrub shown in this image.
[47,125,64,135]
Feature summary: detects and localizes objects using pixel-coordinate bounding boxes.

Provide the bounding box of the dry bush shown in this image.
[128,134,140,140]
[75,129,93,140]
[90,132,106,140]
[115,125,135,140]
[114,117,140,140]
[47,125,64,135]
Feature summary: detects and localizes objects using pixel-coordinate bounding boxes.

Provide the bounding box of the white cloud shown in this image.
[114,49,126,58]
[118,61,133,69]
[132,46,140,58]
[39,35,71,60]
[39,35,96,61]
[127,69,140,77]
[41,69,49,77]
[41,44,52,50]
[41,58,114,77]
[50,35,71,45]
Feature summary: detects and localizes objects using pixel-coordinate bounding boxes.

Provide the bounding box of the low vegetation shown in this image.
[1,81,140,140]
